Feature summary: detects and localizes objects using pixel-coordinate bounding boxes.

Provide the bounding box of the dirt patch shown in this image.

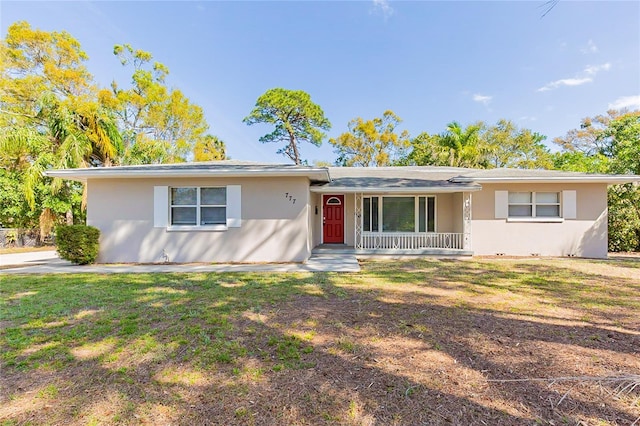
[262,290,639,425]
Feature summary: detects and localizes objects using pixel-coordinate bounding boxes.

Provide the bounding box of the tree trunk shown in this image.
[66,209,73,225]
[288,130,300,165]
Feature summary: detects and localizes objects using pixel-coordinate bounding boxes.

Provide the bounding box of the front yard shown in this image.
[1,258,639,425]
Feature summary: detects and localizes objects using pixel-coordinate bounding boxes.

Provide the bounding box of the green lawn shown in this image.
[1,258,639,425]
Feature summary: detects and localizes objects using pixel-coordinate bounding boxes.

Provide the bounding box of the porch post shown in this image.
[463,192,472,250]
[354,193,362,249]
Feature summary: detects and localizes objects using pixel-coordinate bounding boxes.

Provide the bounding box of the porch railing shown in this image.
[360,232,466,250]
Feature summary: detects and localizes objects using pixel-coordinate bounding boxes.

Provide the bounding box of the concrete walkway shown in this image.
[0,250,62,267]
[0,252,360,274]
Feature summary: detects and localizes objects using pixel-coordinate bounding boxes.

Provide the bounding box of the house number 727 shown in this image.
[284,192,296,204]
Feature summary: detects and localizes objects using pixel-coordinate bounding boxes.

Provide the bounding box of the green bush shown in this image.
[608,185,640,252]
[55,225,100,264]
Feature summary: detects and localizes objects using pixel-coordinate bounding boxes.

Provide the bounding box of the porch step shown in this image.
[312,245,472,257]
[312,245,354,254]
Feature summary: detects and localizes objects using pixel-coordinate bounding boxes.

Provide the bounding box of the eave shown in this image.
[44,167,331,183]
[449,176,640,184]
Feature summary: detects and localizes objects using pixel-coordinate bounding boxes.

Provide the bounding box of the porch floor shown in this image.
[313,244,473,257]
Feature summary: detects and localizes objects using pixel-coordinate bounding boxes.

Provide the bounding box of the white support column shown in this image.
[355,193,362,249]
[463,192,472,251]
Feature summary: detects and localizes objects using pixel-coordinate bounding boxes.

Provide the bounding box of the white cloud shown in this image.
[584,63,610,75]
[581,39,598,54]
[472,94,492,105]
[518,116,538,122]
[608,95,640,110]
[537,77,593,92]
[537,63,611,92]
[372,0,394,19]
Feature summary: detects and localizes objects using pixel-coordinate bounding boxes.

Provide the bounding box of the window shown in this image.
[170,187,226,226]
[383,197,415,232]
[535,192,561,217]
[508,192,560,218]
[363,197,379,232]
[363,196,435,233]
[418,196,436,232]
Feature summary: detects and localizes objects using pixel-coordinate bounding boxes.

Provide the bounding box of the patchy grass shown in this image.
[1,258,639,425]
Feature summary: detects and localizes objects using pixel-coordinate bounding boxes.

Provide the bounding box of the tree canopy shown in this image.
[243,88,331,165]
[0,21,115,234]
[329,110,410,167]
[0,22,224,237]
[403,122,483,167]
[554,110,640,251]
[107,44,216,164]
[404,120,551,169]
[482,119,551,169]
[553,110,625,156]
[194,135,226,161]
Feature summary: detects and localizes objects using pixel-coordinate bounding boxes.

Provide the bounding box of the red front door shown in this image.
[323,195,344,244]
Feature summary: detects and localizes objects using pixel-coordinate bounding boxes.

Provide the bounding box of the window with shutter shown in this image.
[155,185,242,230]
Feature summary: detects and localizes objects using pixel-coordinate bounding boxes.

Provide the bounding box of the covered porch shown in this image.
[309,167,480,255]
[311,191,476,254]
[352,192,473,251]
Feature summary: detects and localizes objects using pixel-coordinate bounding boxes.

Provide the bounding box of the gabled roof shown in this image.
[44,160,331,183]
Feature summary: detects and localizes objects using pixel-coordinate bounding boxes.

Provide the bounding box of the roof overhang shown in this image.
[44,167,331,183]
[310,185,482,194]
[450,176,640,184]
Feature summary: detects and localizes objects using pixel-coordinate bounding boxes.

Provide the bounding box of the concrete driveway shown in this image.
[0,252,360,274]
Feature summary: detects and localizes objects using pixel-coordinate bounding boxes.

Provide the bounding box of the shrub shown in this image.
[5,230,18,247]
[55,225,100,264]
[608,185,640,252]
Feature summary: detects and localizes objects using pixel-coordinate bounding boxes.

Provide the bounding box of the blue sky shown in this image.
[2,1,639,164]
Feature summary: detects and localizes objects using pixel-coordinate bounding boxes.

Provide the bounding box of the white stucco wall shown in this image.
[452,192,463,234]
[436,193,455,233]
[310,192,322,248]
[344,194,355,246]
[87,176,312,263]
[471,183,608,258]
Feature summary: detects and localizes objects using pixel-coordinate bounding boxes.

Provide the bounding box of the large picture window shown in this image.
[508,192,560,218]
[383,197,415,232]
[363,196,435,233]
[171,187,226,226]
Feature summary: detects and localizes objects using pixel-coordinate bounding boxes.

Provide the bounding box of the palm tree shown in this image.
[438,121,483,167]
[0,93,122,239]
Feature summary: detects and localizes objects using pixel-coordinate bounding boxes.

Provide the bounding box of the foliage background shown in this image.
[1,22,638,251]
[0,22,225,238]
